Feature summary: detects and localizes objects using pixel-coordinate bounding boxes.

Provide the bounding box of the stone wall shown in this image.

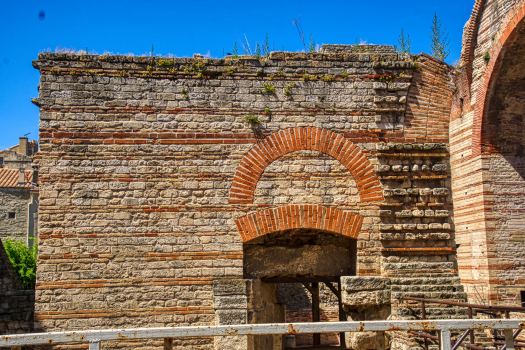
[31,48,463,349]
[0,188,31,243]
[0,238,35,335]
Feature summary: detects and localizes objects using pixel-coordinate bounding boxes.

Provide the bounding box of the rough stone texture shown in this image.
[0,238,35,335]
[31,47,462,349]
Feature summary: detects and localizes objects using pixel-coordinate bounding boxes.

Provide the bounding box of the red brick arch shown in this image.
[228,127,383,203]
[472,2,525,157]
[235,204,363,242]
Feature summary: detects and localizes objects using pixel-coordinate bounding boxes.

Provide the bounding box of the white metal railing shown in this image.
[1,319,524,350]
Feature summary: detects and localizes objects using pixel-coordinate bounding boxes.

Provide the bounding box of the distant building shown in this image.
[0,137,38,170]
[0,137,38,245]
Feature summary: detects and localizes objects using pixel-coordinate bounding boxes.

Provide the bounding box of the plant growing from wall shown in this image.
[181,87,189,100]
[285,88,292,96]
[292,14,307,52]
[308,32,316,53]
[342,72,348,79]
[483,52,490,62]
[394,28,411,54]
[4,238,37,290]
[244,114,260,126]
[263,108,272,115]
[159,59,175,67]
[430,13,451,61]
[226,67,235,75]
[262,82,275,93]
[263,31,271,57]
[233,42,238,59]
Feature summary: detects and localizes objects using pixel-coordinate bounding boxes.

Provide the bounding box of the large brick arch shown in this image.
[229,127,383,203]
[472,2,525,156]
[235,204,363,242]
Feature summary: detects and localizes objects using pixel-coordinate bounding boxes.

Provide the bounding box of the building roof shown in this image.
[0,169,35,188]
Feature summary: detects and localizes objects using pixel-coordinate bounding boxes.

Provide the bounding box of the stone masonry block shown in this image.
[213,279,250,296]
[342,290,391,307]
[215,309,247,325]
[341,276,391,292]
[213,295,248,309]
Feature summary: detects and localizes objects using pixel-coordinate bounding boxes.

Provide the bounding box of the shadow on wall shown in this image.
[0,238,35,335]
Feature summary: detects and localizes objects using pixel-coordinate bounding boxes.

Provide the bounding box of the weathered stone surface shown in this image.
[213,296,248,309]
[342,290,391,307]
[213,279,249,296]
[341,276,391,292]
[215,309,247,325]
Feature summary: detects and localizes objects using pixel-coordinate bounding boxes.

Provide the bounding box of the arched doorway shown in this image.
[236,205,360,349]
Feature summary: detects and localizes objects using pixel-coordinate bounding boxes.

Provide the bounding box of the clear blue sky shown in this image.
[0,0,474,150]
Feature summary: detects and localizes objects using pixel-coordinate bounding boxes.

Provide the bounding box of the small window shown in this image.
[8,212,15,219]
[521,291,525,307]
[0,157,3,165]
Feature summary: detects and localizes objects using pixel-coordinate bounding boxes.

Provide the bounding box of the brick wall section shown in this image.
[404,54,455,142]
[452,0,525,305]
[0,239,35,335]
[31,49,463,348]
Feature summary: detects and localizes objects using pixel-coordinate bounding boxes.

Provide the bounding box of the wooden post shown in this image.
[439,330,452,350]
[273,334,282,350]
[468,307,475,345]
[337,280,346,347]
[504,329,515,350]
[164,338,173,350]
[312,282,320,345]
[422,301,428,350]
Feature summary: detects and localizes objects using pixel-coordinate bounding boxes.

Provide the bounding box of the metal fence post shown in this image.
[273,334,282,350]
[89,340,100,350]
[504,329,515,350]
[164,338,173,350]
[439,330,451,350]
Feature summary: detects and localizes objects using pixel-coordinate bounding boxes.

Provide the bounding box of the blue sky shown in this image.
[0,0,474,150]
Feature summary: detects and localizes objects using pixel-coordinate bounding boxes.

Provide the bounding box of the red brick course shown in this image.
[235,204,363,242]
[228,127,384,204]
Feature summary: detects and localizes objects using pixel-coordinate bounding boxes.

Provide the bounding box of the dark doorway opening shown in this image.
[243,228,357,348]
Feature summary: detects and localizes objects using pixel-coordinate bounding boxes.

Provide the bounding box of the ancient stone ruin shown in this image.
[23,0,525,348]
